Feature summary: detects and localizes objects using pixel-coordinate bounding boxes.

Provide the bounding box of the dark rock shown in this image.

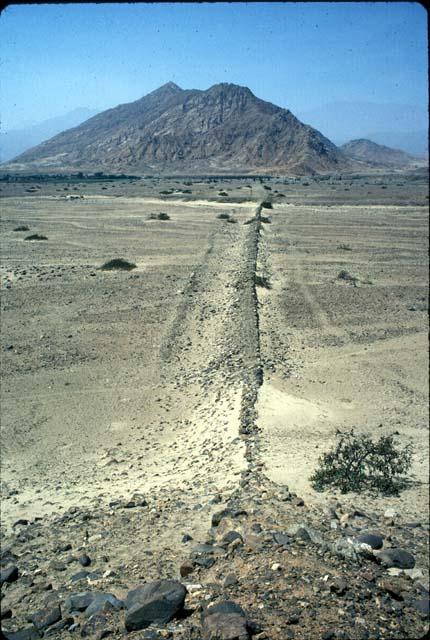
[180,560,195,578]
[80,612,113,637]
[211,509,247,527]
[70,570,90,582]
[30,605,62,631]
[79,554,91,567]
[222,531,243,545]
[376,548,415,569]
[43,618,74,635]
[223,573,239,588]
[63,591,106,613]
[355,533,384,550]
[83,593,124,618]
[182,533,193,543]
[3,627,41,640]
[273,532,291,547]
[125,579,187,631]
[412,598,430,617]
[202,600,250,639]
[292,496,305,507]
[1,565,19,585]
[2,608,13,619]
[329,578,348,596]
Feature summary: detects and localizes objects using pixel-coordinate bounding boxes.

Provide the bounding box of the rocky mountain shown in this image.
[0,108,100,163]
[8,83,352,175]
[340,138,421,168]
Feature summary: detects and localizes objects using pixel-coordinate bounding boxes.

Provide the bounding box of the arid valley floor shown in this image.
[1,173,429,639]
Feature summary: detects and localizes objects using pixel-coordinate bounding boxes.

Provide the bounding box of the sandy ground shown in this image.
[1,175,429,537]
[257,203,429,519]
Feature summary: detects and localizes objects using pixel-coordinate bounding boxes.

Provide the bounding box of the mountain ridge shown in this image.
[8,83,354,174]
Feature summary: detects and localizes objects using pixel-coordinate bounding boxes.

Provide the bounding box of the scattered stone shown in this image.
[355,533,384,550]
[223,573,239,588]
[125,579,187,631]
[30,605,62,631]
[375,548,415,569]
[83,593,124,618]
[179,560,195,578]
[272,532,291,547]
[79,554,91,567]
[202,600,251,639]
[3,627,41,640]
[222,531,243,546]
[1,565,19,585]
[80,612,114,637]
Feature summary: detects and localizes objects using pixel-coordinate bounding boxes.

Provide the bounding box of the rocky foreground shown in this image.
[1,459,429,639]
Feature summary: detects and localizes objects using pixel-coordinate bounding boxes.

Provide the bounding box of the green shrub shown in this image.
[100,258,136,271]
[310,429,413,495]
[217,213,230,220]
[24,234,47,241]
[337,269,357,285]
[218,191,228,196]
[14,225,29,232]
[261,201,273,209]
[255,275,271,289]
[337,244,352,251]
[156,212,170,220]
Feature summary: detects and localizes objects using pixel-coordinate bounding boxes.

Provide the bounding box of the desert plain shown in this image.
[0,172,429,639]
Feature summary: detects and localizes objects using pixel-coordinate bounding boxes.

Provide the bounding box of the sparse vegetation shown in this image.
[149,212,170,220]
[226,218,238,224]
[13,225,30,232]
[310,429,413,495]
[255,275,271,289]
[337,244,352,251]
[337,269,357,285]
[260,216,271,224]
[217,213,230,220]
[261,201,273,209]
[24,234,48,241]
[99,258,137,271]
[218,191,228,196]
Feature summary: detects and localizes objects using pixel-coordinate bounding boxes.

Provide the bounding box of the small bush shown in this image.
[337,269,357,285]
[226,218,238,224]
[218,191,229,196]
[100,258,136,271]
[24,234,47,241]
[263,185,272,190]
[310,429,413,495]
[337,244,352,251]
[159,190,172,195]
[157,212,170,220]
[261,201,273,209]
[14,225,29,232]
[260,216,271,224]
[255,275,271,289]
[217,213,230,220]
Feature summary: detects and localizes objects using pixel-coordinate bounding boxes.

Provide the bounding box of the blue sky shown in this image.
[0,2,428,132]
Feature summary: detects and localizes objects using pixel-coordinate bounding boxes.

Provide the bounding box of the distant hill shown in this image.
[0,108,100,163]
[298,100,428,157]
[6,83,353,175]
[340,138,423,168]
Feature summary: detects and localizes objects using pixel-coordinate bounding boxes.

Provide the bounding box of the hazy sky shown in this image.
[1,2,428,131]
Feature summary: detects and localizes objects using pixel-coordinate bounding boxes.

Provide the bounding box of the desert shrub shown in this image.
[310,429,413,495]
[260,216,271,224]
[226,218,238,224]
[263,185,272,190]
[156,212,170,220]
[261,201,273,209]
[218,191,228,196]
[337,269,357,285]
[100,258,136,271]
[337,244,352,251]
[24,234,47,241]
[255,275,271,289]
[14,225,29,231]
[159,190,172,195]
[243,217,256,225]
[217,213,230,220]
